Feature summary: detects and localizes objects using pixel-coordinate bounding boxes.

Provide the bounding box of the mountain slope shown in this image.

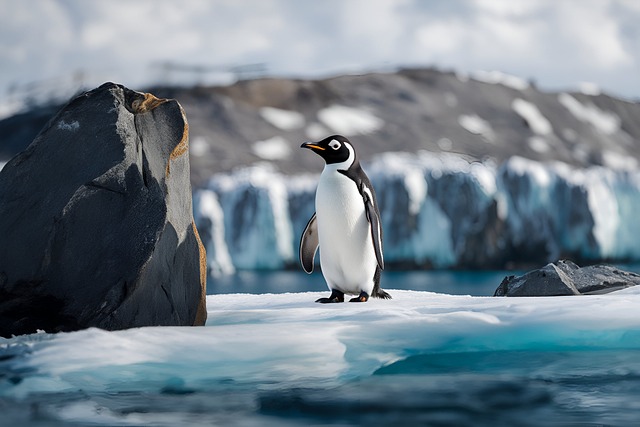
[2,68,639,187]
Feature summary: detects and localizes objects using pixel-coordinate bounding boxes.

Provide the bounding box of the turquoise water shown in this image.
[209,269,516,296]
[2,270,640,426]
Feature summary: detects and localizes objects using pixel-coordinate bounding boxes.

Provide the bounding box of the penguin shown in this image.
[300,135,391,303]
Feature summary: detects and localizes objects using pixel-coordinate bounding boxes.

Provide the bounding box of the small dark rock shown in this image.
[0,83,207,337]
[494,260,639,297]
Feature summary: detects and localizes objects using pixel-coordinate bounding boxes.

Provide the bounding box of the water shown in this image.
[209,269,517,296]
[2,270,640,426]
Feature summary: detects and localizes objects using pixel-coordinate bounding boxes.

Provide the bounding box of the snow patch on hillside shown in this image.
[458,114,494,140]
[190,136,209,157]
[558,93,620,135]
[259,107,305,130]
[512,98,553,135]
[318,105,383,136]
[472,70,529,91]
[252,136,292,160]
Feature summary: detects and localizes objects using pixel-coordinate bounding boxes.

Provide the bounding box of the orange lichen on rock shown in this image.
[166,106,190,177]
[192,220,207,326]
[131,93,168,114]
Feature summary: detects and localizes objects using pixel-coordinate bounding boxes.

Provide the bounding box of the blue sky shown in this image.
[1,0,639,102]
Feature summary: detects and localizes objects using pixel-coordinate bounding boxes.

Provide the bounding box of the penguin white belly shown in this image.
[315,170,377,295]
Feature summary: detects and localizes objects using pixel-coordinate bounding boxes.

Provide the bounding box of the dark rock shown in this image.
[0,83,207,338]
[572,264,640,294]
[494,260,640,296]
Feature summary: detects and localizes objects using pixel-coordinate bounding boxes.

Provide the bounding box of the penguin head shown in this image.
[301,135,354,165]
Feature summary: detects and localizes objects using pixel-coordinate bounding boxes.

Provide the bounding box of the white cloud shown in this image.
[473,0,542,17]
[556,0,632,69]
[415,21,466,56]
[0,0,638,100]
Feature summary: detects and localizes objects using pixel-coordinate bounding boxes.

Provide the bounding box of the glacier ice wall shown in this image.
[194,153,640,274]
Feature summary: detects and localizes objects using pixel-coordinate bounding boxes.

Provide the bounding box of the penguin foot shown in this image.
[374,289,392,300]
[315,289,344,303]
[349,291,369,303]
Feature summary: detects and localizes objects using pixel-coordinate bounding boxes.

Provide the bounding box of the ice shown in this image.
[583,169,619,257]
[317,104,383,136]
[194,152,640,272]
[193,190,235,276]
[2,289,640,401]
[251,136,292,160]
[259,107,305,131]
[558,93,621,135]
[506,156,552,187]
[511,98,553,135]
[203,164,294,269]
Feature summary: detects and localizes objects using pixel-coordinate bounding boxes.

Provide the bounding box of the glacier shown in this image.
[2,288,640,426]
[194,152,640,274]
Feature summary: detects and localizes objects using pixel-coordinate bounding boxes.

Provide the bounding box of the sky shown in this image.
[1,0,640,107]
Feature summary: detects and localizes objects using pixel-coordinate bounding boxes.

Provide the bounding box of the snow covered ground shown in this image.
[2,288,640,425]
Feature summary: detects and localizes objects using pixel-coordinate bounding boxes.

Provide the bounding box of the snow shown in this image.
[578,82,602,96]
[528,136,551,153]
[558,93,621,135]
[3,288,640,400]
[511,98,553,135]
[251,136,292,160]
[471,70,530,91]
[506,156,552,187]
[458,114,494,140]
[189,136,209,157]
[317,105,383,136]
[305,122,330,140]
[602,150,638,171]
[259,107,305,131]
[56,120,80,132]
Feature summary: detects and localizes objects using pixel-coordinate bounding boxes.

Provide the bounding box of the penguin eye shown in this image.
[329,140,341,150]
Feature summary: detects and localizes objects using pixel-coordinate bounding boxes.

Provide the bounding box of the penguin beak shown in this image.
[301,142,325,151]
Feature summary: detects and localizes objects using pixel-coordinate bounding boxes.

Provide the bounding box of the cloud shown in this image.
[0,0,638,101]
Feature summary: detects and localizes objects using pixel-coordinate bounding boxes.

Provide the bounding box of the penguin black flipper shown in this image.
[338,166,384,270]
[363,189,384,270]
[300,212,319,274]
